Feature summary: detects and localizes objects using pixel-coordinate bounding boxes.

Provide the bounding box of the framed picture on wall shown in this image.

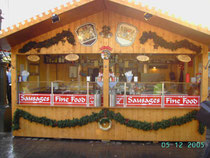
[116,23,138,46]
[69,66,78,78]
[75,23,97,46]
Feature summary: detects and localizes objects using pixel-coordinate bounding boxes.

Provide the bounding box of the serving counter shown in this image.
[17,81,200,108]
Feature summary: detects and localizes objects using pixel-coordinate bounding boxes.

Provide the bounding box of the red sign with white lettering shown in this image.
[54,94,94,106]
[127,95,162,107]
[19,94,200,108]
[19,94,51,105]
[164,95,200,107]
[116,95,162,107]
[116,95,124,107]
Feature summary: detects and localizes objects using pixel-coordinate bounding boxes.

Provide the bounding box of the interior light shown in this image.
[52,14,60,23]
[136,55,150,61]
[177,55,191,63]
[65,54,79,61]
[144,12,153,21]
[27,55,40,62]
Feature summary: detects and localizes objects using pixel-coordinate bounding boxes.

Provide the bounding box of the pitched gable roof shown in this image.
[0,0,209,51]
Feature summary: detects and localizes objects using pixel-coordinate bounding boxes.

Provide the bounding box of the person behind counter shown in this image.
[97,69,103,81]
[109,69,115,81]
[97,68,115,81]
[6,64,11,105]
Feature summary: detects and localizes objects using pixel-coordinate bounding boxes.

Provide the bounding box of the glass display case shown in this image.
[17,81,200,108]
[17,81,102,106]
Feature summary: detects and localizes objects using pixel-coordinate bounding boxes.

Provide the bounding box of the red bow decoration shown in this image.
[100,46,112,51]
[125,119,129,124]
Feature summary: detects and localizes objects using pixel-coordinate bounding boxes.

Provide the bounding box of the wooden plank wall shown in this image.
[14,10,202,55]
[13,107,205,141]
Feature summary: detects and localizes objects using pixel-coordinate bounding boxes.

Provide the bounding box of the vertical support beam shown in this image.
[123,82,127,107]
[11,49,17,134]
[193,54,199,76]
[87,81,89,107]
[143,64,148,73]
[103,59,109,107]
[102,9,109,107]
[161,82,165,108]
[201,45,208,101]
[46,63,49,82]
[51,82,54,106]
[184,62,188,82]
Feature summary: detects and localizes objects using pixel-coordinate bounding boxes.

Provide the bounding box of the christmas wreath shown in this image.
[98,117,112,130]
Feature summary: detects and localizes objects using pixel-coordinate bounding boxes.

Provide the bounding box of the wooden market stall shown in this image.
[0,0,210,141]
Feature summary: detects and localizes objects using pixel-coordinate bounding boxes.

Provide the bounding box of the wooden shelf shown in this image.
[44,55,79,64]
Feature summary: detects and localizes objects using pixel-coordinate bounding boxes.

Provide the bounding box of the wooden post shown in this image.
[201,45,209,101]
[193,54,199,76]
[11,50,17,130]
[103,59,109,107]
[184,62,188,82]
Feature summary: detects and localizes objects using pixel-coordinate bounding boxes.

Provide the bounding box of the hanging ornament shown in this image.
[177,55,191,63]
[98,118,112,131]
[136,55,149,61]
[65,54,79,61]
[99,25,112,38]
[100,46,112,60]
[27,55,40,62]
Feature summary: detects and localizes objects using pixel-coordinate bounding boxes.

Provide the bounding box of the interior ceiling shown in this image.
[0,0,210,51]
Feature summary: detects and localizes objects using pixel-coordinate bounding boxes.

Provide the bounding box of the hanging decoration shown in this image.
[177,55,191,63]
[27,55,40,62]
[99,25,112,38]
[65,54,79,61]
[139,31,202,54]
[18,30,75,53]
[75,23,97,46]
[116,23,138,46]
[98,118,112,130]
[100,46,112,60]
[136,55,150,61]
[12,108,205,135]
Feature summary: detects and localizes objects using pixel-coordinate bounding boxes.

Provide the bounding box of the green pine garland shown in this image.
[12,109,205,135]
[99,118,111,125]
[18,29,75,53]
[139,31,202,53]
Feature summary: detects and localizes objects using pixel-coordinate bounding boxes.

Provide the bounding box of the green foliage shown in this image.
[139,31,202,53]
[99,118,110,125]
[12,108,205,135]
[18,30,75,53]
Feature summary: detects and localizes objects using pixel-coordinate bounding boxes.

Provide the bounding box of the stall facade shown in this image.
[0,0,210,141]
